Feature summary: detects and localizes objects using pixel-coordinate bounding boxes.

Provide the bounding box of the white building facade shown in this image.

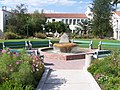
[44,13,88,33]
[112,12,120,40]
[0,9,11,37]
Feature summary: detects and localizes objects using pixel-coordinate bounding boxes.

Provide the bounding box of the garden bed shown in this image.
[0,49,44,90]
[88,50,120,90]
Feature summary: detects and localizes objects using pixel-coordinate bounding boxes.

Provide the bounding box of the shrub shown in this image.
[3,32,24,39]
[0,49,44,89]
[4,32,17,39]
[34,32,47,39]
[88,51,120,90]
[0,80,34,90]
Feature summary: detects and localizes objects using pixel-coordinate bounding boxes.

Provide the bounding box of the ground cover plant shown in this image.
[88,50,120,90]
[0,49,44,90]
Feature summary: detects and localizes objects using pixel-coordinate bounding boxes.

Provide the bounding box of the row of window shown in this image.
[52,18,87,25]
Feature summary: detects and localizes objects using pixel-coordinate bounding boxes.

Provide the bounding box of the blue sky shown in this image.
[0,0,120,13]
[0,0,92,13]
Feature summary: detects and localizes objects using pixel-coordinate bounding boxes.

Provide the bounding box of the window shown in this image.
[81,19,84,23]
[73,19,76,25]
[77,19,80,24]
[52,19,55,22]
[5,14,7,17]
[6,20,8,25]
[65,19,68,24]
[62,19,64,23]
[69,19,72,25]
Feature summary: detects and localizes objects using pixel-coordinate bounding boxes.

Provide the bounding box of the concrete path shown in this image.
[44,58,85,69]
[42,69,101,90]
[37,58,101,90]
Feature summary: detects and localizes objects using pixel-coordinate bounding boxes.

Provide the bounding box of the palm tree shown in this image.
[75,20,90,37]
[11,4,28,14]
[113,0,120,6]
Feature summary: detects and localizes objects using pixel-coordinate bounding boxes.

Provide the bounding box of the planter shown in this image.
[85,54,93,68]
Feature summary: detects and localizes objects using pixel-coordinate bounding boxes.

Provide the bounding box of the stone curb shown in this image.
[86,70,101,90]
[36,67,51,90]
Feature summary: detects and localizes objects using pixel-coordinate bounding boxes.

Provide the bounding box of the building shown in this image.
[0,7,11,37]
[44,13,87,33]
[86,5,120,40]
[112,11,120,40]
[1,6,120,40]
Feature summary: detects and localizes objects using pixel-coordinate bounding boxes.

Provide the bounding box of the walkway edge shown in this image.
[36,67,50,90]
[86,70,101,90]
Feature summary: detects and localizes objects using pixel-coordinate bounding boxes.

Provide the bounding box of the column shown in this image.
[113,30,117,39]
[118,30,120,40]
[72,29,74,33]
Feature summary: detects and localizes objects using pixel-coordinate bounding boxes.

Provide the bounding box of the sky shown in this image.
[0,0,92,13]
[0,0,120,13]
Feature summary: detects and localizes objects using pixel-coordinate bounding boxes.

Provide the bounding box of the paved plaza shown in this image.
[37,58,101,90]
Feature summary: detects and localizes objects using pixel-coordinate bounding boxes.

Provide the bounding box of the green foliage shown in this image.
[91,0,113,38]
[34,32,47,39]
[6,4,47,37]
[4,32,18,39]
[88,50,120,90]
[4,32,23,39]
[76,19,89,34]
[45,21,69,33]
[0,80,34,90]
[0,49,44,89]
[28,11,47,36]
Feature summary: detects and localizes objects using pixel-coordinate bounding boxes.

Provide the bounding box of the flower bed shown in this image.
[88,51,120,90]
[0,49,44,90]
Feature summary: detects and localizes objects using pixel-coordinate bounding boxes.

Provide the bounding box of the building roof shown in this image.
[115,11,120,16]
[2,9,12,13]
[44,13,87,18]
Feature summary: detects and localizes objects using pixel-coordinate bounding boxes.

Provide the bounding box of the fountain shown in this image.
[53,33,77,53]
[39,33,94,60]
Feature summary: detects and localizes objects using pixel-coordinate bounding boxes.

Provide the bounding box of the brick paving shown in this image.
[38,56,101,90]
[44,58,85,70]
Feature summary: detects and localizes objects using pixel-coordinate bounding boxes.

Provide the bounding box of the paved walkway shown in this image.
[38,58,101,90]
[44,58,85,69]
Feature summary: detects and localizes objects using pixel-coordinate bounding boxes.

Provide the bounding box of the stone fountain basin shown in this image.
[39,47,94,60]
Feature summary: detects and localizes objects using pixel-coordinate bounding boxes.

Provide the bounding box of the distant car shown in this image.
[93,50,111,59]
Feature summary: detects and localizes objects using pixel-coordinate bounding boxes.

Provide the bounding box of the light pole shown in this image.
[41,24,45,33]
[26,17,29,37]
[117,19,119,39]
[27,24,28,37]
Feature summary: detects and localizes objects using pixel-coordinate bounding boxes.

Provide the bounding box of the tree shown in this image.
[6,4,29,36]
[76,19,89,34]
[91,0,113,38]
[113,0,120,6]
[28,10,47,36]
[11,4,27,14]
[6,5,47,36]
[45,21,69,33]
